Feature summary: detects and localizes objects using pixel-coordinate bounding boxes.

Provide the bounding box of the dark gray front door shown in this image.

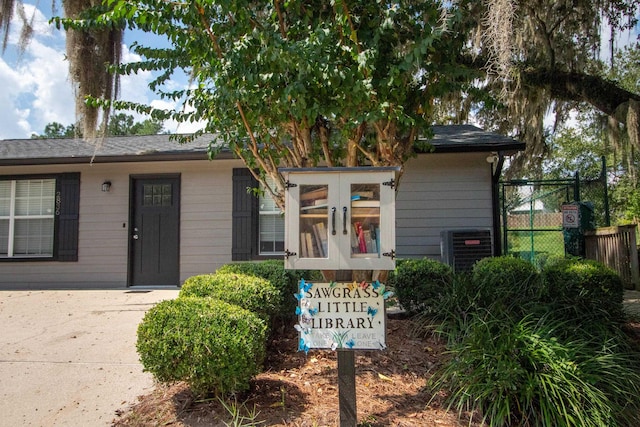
[130,176,180,286]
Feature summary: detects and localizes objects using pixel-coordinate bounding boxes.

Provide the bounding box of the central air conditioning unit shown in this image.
[441,229,493,273]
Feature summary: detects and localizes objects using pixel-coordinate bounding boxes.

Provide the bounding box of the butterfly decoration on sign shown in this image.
[345,339,355,349]
[296,299,318,317]
[370,280,394,300]
[300,314,312,326]
[367,306,378,318]
[294,323,311,335]
[298,338,310,354]
[299,278,313,293]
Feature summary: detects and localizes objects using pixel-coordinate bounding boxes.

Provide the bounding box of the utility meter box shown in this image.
[561,202,594,257]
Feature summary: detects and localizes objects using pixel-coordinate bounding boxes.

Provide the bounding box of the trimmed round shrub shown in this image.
[388,258,454,314]
[542,258,625,324]
[180,272,281,321]
[470,256,542,313]
[216,260,322,318]
[136,297,267,396]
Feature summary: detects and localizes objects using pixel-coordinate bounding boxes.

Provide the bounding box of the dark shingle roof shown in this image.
[0,125,523,166]
[427,125,524,153]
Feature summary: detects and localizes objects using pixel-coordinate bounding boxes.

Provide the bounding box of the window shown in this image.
[143,184,172,207]
[258,179,284,255]
[0,173,80,261]
[0,179,55,257]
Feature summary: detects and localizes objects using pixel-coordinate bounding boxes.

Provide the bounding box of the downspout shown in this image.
[491,152,505,256]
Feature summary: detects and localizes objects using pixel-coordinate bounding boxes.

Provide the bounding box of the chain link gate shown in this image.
[500,164,609,265]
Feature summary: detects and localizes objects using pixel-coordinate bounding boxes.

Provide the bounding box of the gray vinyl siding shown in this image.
[0,159,243,288]
[396,152,493,260]
[0,151,494,288]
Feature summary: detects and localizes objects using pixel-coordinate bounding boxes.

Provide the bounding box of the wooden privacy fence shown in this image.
[585,224,639,290]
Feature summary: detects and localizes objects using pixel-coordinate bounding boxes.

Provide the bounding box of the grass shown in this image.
[507,229,565,259]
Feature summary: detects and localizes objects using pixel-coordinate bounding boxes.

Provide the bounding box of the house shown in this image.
[0,125,524,288]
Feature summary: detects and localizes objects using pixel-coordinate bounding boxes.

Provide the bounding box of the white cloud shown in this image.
[0,2,189,139]
[0,2,72,139]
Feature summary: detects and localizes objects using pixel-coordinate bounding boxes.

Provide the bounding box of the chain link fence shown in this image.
[500,174,609,265]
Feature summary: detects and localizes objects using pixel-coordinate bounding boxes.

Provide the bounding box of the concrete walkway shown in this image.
[0,289,179,426]
[624,290,640,319]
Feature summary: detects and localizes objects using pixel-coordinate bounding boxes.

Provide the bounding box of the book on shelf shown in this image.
[300,187,328,201]
[300,232,309,257]
[350,222,380,255]
[301,203,328,211]
[351,190,374,200]
[363,230,375,253]
[355,222,367,253]
[306,232,320,257]
[351,200,380,208]
[312,222,328,257]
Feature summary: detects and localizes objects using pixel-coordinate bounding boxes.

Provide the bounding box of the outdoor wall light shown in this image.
[486,152,499,164]
[102,181,112,192]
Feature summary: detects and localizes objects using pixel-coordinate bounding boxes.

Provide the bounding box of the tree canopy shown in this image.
[2,0,639,206]
[29,114,164,138]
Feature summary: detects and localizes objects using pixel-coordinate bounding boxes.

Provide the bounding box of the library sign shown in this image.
[294,279,392,352]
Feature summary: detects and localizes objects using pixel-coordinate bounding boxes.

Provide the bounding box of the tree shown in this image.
[1,0,122,136]
[2,1,639,205]
[30,122,79,138]
[31,114,164,138]
[104,113,164,136]
[58,0,468,208]
[523,43,640,225]
[445,1,640,173]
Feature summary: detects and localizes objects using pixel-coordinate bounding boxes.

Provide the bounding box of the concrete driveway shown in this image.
[0,289,179,426]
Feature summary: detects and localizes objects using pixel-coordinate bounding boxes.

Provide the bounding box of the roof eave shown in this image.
[428,142,525,155]
[0,151,237,166]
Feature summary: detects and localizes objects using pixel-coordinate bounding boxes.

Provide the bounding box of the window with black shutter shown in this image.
[0,173,80,261]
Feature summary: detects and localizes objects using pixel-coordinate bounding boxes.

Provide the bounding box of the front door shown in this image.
[129,176,180,286]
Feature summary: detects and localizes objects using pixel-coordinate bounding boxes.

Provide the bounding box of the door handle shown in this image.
[342,206,348,234]
[133,234,139,240]
[331,207,336,235]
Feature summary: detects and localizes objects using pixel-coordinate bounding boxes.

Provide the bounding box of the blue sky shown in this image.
[0,1,199,139]
[0,2,638,140]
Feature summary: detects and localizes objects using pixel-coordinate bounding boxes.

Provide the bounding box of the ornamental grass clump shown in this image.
[428,256,640,427]
[430,313,640,427]
[180,272,281,322]
[136,297,267,397]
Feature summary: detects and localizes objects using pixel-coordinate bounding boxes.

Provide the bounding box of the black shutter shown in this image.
[55,173,80,261]
[232,168,258,261]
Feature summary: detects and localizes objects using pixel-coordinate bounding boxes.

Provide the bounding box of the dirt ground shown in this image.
[112,296,640,427]
[112,316,478,427]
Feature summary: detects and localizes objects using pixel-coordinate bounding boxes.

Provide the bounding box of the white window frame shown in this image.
[258,180,285,256]
[0,179,56,258]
